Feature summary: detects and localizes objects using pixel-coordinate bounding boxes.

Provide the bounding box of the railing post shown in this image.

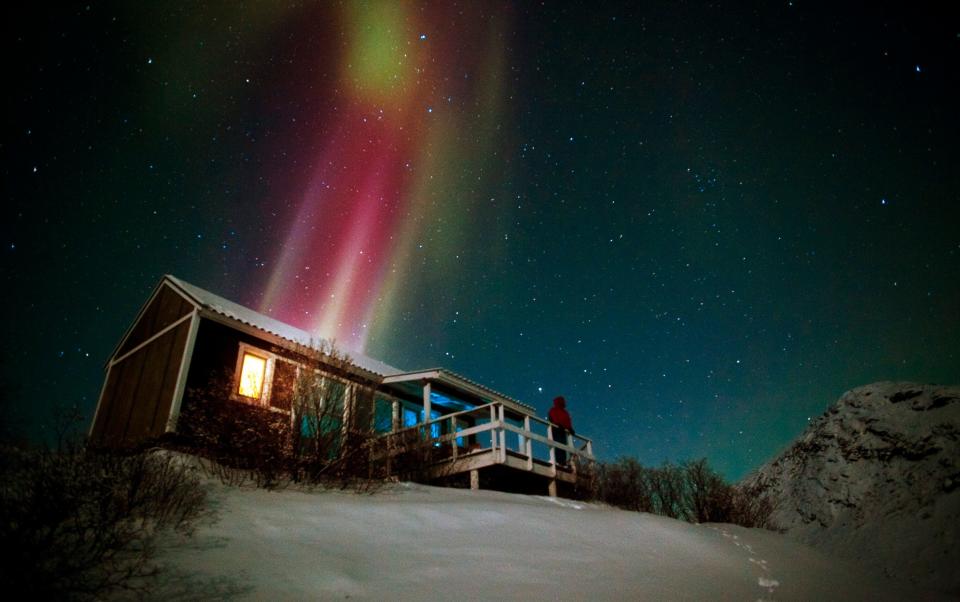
[547,424,556,472]
[523,416,533,470]
[498,405,506,462]
[567,432,576,474]
[450,416,458,460]
[489,404,497,451]
[391,400,400,433]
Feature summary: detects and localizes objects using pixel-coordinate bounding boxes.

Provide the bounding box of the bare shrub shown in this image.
[285,343,384,491]
[0,443,210,600]
[376,425,449,485]
[648,462,689,520]
[594,456,776,530]
[727,480,776,529]
[177,372,292,489]
[597,457,654,512]
[684,458,735,523]
[569,453,600,500]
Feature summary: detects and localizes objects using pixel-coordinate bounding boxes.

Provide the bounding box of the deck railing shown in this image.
[374,401,594,476]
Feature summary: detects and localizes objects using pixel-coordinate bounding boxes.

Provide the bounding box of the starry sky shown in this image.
[2,1,958,480]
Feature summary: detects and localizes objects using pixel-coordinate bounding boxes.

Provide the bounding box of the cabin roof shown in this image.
[161,275,535,414]
[164,274,403,378]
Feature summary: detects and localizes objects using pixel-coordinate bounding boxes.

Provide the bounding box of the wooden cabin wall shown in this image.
[182,319,371,421]
[91,304,192,445]
[183,319,302,412]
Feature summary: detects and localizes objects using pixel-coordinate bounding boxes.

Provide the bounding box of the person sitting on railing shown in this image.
[548,396,574,467]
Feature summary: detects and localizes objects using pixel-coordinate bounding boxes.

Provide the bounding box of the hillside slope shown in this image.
[746,382,959,596]
[151,480,937,601]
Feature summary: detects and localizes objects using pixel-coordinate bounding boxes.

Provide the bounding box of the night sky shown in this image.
[3,1,958,480]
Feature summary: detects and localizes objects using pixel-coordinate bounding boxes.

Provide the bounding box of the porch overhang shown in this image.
[381,368,536,417]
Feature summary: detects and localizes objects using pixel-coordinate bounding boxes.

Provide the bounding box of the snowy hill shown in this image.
[745,382,960,596]
[151,480,939,601]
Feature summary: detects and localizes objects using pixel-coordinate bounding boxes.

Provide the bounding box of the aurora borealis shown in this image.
[3,1,958,480]
[259,2,512,352]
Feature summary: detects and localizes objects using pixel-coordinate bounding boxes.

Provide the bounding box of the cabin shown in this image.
[90,275,595,496]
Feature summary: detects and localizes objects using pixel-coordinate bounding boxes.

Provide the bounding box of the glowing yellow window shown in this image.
[238,353,267,399]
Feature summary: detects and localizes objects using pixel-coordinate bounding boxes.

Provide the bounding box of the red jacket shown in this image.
[548,396,573,431]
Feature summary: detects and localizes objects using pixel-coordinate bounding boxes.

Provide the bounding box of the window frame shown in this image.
[231,343,277,406]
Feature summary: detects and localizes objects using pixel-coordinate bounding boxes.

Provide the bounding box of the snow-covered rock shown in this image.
[746,382,960,596]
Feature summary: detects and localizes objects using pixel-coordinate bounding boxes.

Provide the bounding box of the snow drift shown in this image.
[152,480,938,600]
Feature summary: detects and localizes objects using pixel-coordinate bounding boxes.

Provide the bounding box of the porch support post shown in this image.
[450,416,458,460]
[422,381,432,420]
[548,479,557,498]
[391,399,400,432]
[422,380,432,440]
[470,469,479,490]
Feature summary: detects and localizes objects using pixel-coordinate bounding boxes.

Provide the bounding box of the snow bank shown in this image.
[152,481,939,600]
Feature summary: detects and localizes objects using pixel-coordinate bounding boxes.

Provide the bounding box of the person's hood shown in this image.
[552,396,566,409]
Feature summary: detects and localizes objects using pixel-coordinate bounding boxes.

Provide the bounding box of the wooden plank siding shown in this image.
[96,347,148,443]
[128,321,190,441]
[117,284,194,357]
[91,285,194,446]
[91,320,191,445]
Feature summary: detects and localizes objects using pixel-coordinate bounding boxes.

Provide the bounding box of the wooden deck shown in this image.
[373,402,595,496]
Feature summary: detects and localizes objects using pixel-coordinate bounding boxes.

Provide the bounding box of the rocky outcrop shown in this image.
[745,382,960,596]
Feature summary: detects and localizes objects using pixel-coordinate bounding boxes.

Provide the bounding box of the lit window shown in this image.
[238,352,267,399]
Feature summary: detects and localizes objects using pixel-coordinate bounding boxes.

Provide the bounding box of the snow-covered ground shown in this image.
[152,480,943,601]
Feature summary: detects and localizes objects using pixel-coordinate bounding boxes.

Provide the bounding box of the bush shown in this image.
[594,456,774,529]
[726,480,776,529]
[597,457,654,513]
[0,443,210,600]
[177,378,293,489]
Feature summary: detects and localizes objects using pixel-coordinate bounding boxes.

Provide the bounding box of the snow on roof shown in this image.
[163,275,534,409]
[163,274,403,378]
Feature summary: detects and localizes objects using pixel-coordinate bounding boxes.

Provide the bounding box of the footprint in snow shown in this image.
[710,527,780,598]
[758,576,780,594]
[541,496,584,510]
